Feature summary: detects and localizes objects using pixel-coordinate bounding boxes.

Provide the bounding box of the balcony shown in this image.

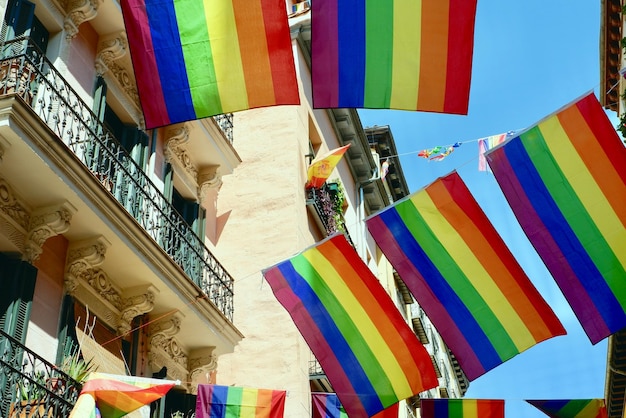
[0,330,81,418]
[0,37,234,321]
[305,183,353,246]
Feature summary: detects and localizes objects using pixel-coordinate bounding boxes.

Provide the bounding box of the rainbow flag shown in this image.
[306,144,351,189]
[311,0,477,114]
[486,92,626,344]
[121,0,299,129]
[366,171,566,380]
[420,399,505,418]
[312,393,399,418]
[526,399,608,418]
[69,373,177,418]
[263,235,438,418]
[195,384,286,418]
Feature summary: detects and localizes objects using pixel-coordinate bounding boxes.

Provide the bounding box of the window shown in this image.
[0,252,37,344]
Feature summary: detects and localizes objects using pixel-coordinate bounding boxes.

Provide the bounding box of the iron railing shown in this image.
[0,330,81,418]
[0,37,234,321]
[305,184,353,246]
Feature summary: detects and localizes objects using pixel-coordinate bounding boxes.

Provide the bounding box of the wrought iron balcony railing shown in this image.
[0,330,81,418]
[305,184,353,246]
[0,37,234,321]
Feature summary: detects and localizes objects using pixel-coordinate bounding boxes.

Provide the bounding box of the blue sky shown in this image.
[358,1,612,417]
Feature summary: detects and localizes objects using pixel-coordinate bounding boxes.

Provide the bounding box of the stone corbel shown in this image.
[23,202,76,263]
[118,285,158,336]
[95,33,127,76]
[148,313,190,386]
[0,177,30,252]
[63,0,101,39]
[164,124,199,181]
[65,236,110,293]
[188,347,217,394]
[197,165,222,201]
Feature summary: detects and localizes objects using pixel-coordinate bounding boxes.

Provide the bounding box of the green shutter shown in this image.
[0,253,37,344]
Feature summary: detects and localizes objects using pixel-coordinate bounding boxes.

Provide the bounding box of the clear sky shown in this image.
[357,1,612,417]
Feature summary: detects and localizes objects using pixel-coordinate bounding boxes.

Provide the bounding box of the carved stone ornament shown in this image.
[63,0,102,39]
[148,314,190,386]
[0,177,30,231]
[95,33,141,113]
[117,285,157,335]
[164,124,199,181]
[23,202,76,263]
[188,347,218,394]
[198,165,222,201]
[0,177,30,252]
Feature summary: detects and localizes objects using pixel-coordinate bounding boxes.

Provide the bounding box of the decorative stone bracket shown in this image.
[148,314,219,393]
[65,236,156,333]
[148,313,189,386]
[23,202,76,263]
[63,0,102,39]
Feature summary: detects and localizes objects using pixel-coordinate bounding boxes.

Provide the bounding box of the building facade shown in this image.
[0,0,244,415]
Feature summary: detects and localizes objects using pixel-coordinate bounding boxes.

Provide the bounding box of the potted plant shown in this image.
[60,347,95,384]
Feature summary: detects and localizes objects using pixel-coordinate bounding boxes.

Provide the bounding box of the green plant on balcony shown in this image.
[60,342,95,384]
[323,180,346,234]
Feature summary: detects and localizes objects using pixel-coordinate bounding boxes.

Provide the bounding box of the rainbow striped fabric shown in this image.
[311,0,477,114]
[420,399,505,418]
[306,144,351,189]
[366,172,566,380]
[263,235,438,418]
[312,393,399,418]
[486,92,626,344]
[69,373,177,418]
[195,384,286,418]
[526,399,608,418]
[121,0,299,129]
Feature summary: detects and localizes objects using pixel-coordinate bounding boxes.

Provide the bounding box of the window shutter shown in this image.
[0,253,37,344]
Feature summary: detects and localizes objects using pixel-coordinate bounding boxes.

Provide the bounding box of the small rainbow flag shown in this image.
[263,235,438,418]
[526,399,608,418]
[69,373,177,418]
[195,384,286,418]
[311,0,477,114]
[121,0,299,129]
[366,171,566,380]
[420,399,505,418]
[486,92,626,344]
[312,393,399,418]
[306,144,351,189]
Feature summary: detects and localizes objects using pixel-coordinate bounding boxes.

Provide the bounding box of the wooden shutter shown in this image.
[0,253,37,344]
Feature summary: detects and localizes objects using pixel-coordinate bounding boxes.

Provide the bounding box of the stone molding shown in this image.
[65,237,156,333]
[63,0,101,39]
[148,313,189,386]
[95,33,142,118]
[188,346,218,394]
[23,202,76,262]
[0,177,30,252]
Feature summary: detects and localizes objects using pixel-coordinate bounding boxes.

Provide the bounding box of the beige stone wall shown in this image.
[215,102,315,417]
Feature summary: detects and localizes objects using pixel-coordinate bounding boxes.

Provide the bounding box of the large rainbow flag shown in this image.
[69,373,177,418]
[526,399,608,418]
[486,92,626,344]
[121,0,299,129]
[366,171,566,380]
[195,384,286,418]
[420,399,505,418]
[263,235,438,418]
[312,392,399,418]
[311,0,477,114]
